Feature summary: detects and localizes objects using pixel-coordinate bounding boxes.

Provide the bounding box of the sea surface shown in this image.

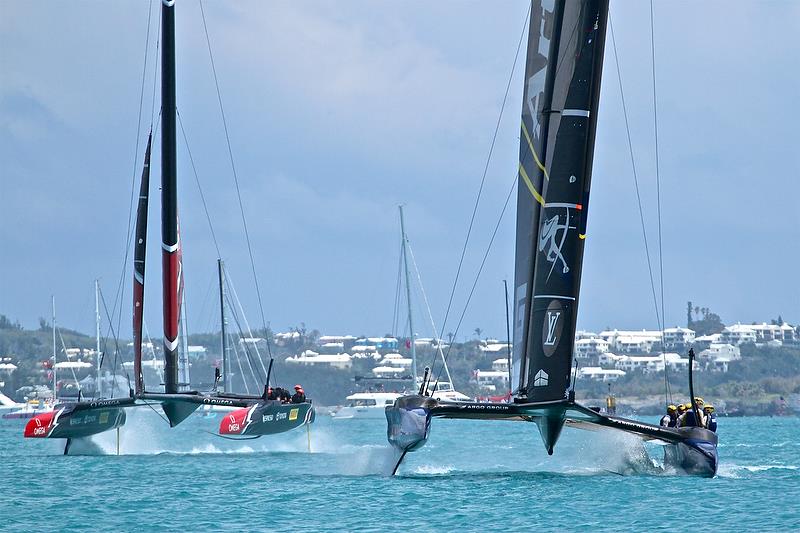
[1,411,798,532]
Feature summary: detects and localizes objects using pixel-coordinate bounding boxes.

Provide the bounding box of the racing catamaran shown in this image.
[385,0,718,477]
[24,0,313,449]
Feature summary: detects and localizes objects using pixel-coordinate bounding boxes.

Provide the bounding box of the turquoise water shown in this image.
[1,412,798,531]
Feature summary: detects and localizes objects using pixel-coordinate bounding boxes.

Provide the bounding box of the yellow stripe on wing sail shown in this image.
[521,120,549,180]
[519,163,545,206]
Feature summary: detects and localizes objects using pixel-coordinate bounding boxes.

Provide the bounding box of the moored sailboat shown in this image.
[385,0,718,477]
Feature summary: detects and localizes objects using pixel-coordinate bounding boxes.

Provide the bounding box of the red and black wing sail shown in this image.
[133,133,152,395]
[161,0,180,394]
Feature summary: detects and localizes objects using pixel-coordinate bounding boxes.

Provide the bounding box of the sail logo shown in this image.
[541,299,564,357]
[538,206,576,281]
[526,0,556,138]
[533,369,549,387]
[544,311,561,346]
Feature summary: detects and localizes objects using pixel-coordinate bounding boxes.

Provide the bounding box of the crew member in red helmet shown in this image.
[291,385,306,404]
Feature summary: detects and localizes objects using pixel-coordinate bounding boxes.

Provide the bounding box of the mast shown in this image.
[399,205,418,383]
[503,279,513,392]
[515,0,609,405]
[95,279,101,398]
[218,259,229,392]
[161,0,180,394]
[52,296,56,401]
[133,133,152,395]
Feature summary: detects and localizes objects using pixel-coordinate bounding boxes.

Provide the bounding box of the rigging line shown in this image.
[149,0,161,129]
[436,5,530,356]
[223,290,258,387]
[141,400,170,426]
[109,0,157,352]
[228,330,252,394]
[176,109,223,258]
[407,242,453,386]
[198,0,273,360]
[143,322,164,384]
[224,291,260,391]
[433,174,518,388]
[99,286,129,397]
[649,0,670,407]
[192,269,216,335]
[608,21,663,338]
[223,276,267,388]
[225,270,270,384]
[56,328,81,393]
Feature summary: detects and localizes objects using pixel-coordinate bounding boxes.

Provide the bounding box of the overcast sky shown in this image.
[1,1,798,343]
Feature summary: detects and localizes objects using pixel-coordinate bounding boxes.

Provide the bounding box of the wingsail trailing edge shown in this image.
[385,0,718,477]
[24,0,314,448]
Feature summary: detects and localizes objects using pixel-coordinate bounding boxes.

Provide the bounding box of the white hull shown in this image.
[331,406,389,419]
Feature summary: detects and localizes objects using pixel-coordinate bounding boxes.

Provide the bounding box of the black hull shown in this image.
[220,401,315,437]
[386,395,719,477]
[663,429,719,477]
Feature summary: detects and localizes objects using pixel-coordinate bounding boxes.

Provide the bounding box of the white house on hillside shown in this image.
[574,338,610,359]
[599,329,662,354]
[662,327,695,349]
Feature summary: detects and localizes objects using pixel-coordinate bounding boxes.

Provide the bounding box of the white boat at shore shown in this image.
[428,381,471,403]
[1,398,54,420]
[331,392,402,419]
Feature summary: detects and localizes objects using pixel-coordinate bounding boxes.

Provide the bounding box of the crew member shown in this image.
[267,387,277,401]
[291,385,306,404]
[703,404,717,432]
[660,405,678,427]
[680,402,697,427]
[694,397,706,427]
[279,387,291,403]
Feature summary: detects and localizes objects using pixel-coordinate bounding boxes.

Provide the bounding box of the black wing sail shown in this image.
[523,0,609,402]
[512,0,560,394]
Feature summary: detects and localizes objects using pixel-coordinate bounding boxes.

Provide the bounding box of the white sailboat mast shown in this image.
[399,205,418,382]
[52,296,56,401]
[95,279,102,398]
